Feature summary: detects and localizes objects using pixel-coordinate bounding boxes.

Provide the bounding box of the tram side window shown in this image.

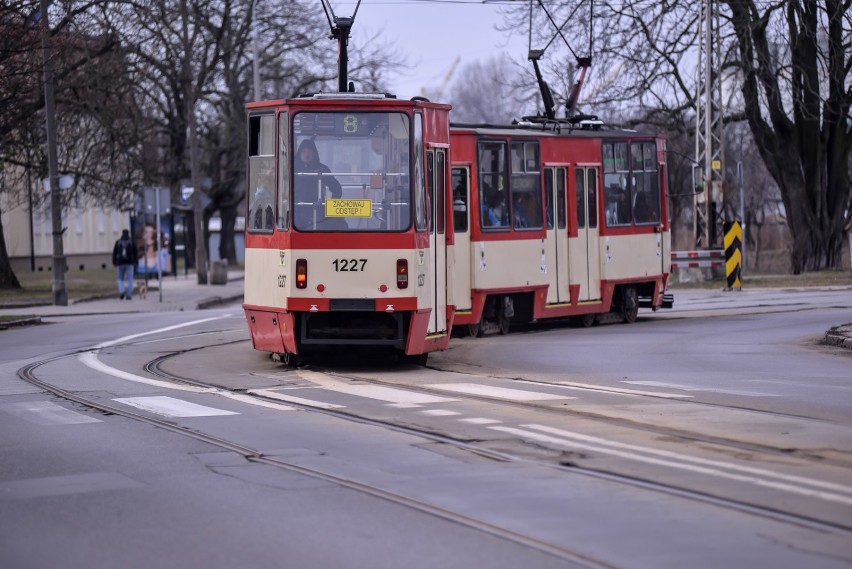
[413,115,428,231]
[451,167,469,233]
[556,167,567,230]
[576,169,586,229]
[588,168,598,228]
[510,141,542,230]
[631,142,661,225]
[436,150,446,234]
[545,170,554,229]
[248,114,275,232]
[544,167,566,230]
[427,151,435,232]
[277,112,289,230]
[603,142,630,227]
[478,141,509,230]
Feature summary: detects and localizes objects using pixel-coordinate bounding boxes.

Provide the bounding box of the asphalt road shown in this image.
[1,287,850,568]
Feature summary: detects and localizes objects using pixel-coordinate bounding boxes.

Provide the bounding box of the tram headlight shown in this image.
[296,258,308,289]
[396,259,408,289]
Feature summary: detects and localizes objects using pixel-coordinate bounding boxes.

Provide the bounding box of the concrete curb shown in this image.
[824,324,852,350]
[197,294,244,310]
[0,317,43,330]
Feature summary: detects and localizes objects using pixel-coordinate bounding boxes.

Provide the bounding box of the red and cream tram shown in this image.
[242,94,453,363]
[449,120,673,335]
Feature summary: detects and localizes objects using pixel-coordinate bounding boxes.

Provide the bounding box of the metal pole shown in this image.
[27,168,34,271]
[737,160,746,272]
[703,0,713,248]
[156,188,163,302]
[252,0,260,101]
[39,0,66,305]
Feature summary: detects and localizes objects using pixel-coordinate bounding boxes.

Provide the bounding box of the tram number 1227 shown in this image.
[333,258,368,272]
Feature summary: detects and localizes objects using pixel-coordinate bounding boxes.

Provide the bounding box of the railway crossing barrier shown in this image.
[672,221,743,290]
[670,250,724,269]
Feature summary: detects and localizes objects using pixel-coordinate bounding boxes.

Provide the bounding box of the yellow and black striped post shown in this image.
[723,220,743,290]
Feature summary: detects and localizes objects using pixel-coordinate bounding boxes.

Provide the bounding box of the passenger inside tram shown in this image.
[293,138,343,230]
[483,191,508,228]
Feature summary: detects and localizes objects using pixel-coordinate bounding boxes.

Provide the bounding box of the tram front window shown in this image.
[292,111,411,232]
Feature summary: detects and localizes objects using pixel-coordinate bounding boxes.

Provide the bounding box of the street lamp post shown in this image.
[39,0,67,305]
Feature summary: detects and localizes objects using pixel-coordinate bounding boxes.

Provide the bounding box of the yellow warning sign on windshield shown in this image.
[326,199,372,218]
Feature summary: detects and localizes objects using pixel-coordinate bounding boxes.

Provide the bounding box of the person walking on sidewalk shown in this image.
[112,229,138,300]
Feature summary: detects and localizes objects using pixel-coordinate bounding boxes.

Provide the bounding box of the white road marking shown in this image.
[114,396,239,417]
[539,380,693,399]
[491,424,852,505]
[330,385,453,404]
[78,351,209,393]
[386,403,422,409]
[2,401,102,425]
[92,316,234,349]
[459,418,502,425]
[621,380,780,397]
[296,371,456,404]
[75,316,294,412]
[426,383,574,401]
[248,389,344,409]
[420,409,460,416]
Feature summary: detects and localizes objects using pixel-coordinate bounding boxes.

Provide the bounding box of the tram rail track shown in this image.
[17,351,613,569]
[17,333,852,550]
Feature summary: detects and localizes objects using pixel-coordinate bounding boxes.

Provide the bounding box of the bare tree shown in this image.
[447,56,532,124]
[0,0,140,289]
[722,0,851,272]
[504,0,852,272]
[0,0,419,289]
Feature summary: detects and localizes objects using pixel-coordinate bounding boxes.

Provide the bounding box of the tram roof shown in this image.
[247,92,451,111]
[450,120,662,140]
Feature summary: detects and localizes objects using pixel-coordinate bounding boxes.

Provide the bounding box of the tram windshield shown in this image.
[291,111,411,232]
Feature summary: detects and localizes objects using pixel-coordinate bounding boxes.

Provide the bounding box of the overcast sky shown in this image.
[343,0,527,99]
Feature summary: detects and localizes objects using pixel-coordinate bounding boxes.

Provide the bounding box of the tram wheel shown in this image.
[621,287,639,324]
[497,310,511,335]
[273,352,302,367]
[580,313,597,328]
[467,321,483,338]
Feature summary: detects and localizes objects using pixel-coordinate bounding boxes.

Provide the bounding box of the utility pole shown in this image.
[252,0,260,101]
[693,0,725,250]
[39,0,67,305]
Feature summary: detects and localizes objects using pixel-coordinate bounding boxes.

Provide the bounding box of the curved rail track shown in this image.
[17,328,852,548]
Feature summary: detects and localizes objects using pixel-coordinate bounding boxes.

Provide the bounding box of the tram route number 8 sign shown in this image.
[326,198,372,218]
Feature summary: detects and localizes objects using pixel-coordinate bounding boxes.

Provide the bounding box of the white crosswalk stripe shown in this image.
[426,383,575,401]
[113,396,238,417]
[248,389,344,409]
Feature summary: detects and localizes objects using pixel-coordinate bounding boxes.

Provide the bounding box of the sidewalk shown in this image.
[0,270,245,324]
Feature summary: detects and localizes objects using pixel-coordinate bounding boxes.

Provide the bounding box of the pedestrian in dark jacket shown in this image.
[112,229,138,300]
[293,139,343,230]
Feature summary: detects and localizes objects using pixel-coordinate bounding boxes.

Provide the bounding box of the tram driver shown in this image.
[294,138,343,230]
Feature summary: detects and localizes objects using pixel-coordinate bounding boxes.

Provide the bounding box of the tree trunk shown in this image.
[724,0,850,273]
[0,202,22,289]
[219,203,238,265]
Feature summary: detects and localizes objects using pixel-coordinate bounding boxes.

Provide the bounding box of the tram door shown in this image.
[427,149,448,334]
[451,167,472,312]
[544,167,569,304]
[569,167,601,301]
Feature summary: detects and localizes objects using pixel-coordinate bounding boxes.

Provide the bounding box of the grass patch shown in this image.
[0,269,119,306]
[670,269,852,290]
